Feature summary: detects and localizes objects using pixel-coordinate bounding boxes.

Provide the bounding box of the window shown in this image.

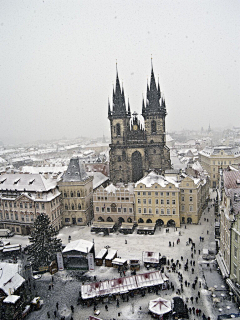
[25,203,28,208]
[156,199,159,205]
[189,205,193,212]
[36,203,39,209]
[11,213,13,220]
[96,207,99,212]
[155,192,158,196]
[107,207,110,213]
[235,233,238,242]
[148,199,151,205]
[144,208,147,213]
[6,213,9,219]
[20,203,23,208]
[143,192,146,195]
[123,208,126,213]
[16,227,19,232]
[161,209,164,215]
[172,199,175,205]
[42,203,45,209]
[118,208,121,213]
[189,196,193,202]
[71,192,73,197]
[26,215,29,222]
[181,196,184,201]
[101,207,105,212]
[64,192,67,197]
[166,192,169,196]
[148,192,151,196]
[14,203,16,208]
[167,200,170,205]
[21,214,24,222]
[65,204,68,210]
[143,199,146,204]
[234,246,237,258]
[149,208,152,214]
[78,204,81,210]
[65,218,70,222]
[181,205,185,211]
[129,208,132,213]
[138,199,141,204]
[160,192,163,196]
[116,123,121,136]
[172,192,175,196]
[9,202,12,208]
[173,209,176,215]
[78,218,82,222]
[138,208,141,213]
[189,190,192,193]
[156,209,159,214]
[77,191,80,197]
[167,209,170,215]
[233,264,237,276]
[151,120,156,134]
[15,213,18,220]
[29,203,32,208]
[161,199,164,204]
[137,192,140,195]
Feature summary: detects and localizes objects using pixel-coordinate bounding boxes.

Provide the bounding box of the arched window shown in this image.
[116,123,121,136]
[107,217,113,222]
[71,192,73,198]
[138,218,144,223]
[151,120,156,134]
[77,191,80,197]
[71,204,75,210]
[78,204,81,210]
[65,204,68,210]
[64,192,67,197]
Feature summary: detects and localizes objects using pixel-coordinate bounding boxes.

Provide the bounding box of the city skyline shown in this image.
[1,0,239,144]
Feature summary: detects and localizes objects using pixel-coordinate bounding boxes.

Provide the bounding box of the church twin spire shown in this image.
[108,62,166,120]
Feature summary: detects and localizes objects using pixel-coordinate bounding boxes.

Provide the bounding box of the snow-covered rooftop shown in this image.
[62,239,94,254]
[3,294,20,304]
[135,171,179,188]
[0,262,25,295]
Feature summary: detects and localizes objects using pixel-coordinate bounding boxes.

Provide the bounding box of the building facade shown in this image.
[108,65,171,185]
[58,157,93,226]
[199,146,240,188]
[0,173,62,235]
[93,183,135,224]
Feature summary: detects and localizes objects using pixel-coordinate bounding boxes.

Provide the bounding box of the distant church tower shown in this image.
[108,63,171,184]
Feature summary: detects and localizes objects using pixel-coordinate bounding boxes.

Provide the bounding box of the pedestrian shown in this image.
[117,299,119,307]
[196,296,198,303]
[193,261,195,266]
[56,302,59,310]
[198,291,200,298]
[49,284,51,290]
[199,249,200,254]
[125,239,127,244]
[190,296,193,303]
[192,268,194,274]
[71,305,74,313]
[52,276,54,282]
[47,311,50,318]
[54,310,57,317]
[191,253,193,259]
[173,242,174,247]
[105,305,108,311]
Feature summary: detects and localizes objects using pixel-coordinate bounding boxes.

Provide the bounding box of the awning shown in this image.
[215,253,229,279]
[226,278,240,300]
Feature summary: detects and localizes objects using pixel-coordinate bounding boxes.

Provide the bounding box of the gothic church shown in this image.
[108,64,171,184]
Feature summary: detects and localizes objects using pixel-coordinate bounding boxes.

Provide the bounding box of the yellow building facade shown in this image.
[58,157,93,226]
[199,146,240,188]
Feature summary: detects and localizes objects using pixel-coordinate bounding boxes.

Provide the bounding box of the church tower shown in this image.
[142,65,171,173]
[108,63,171,185]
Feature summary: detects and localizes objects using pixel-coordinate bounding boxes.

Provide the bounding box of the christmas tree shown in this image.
[28,213,62,270]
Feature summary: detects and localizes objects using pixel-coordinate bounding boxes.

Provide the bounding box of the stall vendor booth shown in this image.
[105,249,117,267]
[62,239,95,270]
[95,249,108,266]
[112,258,128,270]
[137,223,156,235]
[143,251,161,268]
[91,222,117,235]
[148,297,172,319]
[118,223,135,234]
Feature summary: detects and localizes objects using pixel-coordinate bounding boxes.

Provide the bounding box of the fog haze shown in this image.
[0,0,239,144]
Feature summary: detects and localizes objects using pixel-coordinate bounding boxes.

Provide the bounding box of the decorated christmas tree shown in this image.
[28,213,62,270]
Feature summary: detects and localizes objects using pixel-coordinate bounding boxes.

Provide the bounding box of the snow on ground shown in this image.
[5,190,240,319]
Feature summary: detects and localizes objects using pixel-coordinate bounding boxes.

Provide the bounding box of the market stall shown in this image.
[148,297,171,319]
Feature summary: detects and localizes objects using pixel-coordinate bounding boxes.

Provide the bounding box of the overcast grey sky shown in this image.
[0,0,239,144]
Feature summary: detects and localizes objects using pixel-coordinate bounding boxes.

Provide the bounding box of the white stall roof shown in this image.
[112,258,127,265]
[3,295,20,304]
[95,248,107,259]
[105,249,117,260]
[81,271,168,300]
[63,239,94,254]
[142,251,160,263]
